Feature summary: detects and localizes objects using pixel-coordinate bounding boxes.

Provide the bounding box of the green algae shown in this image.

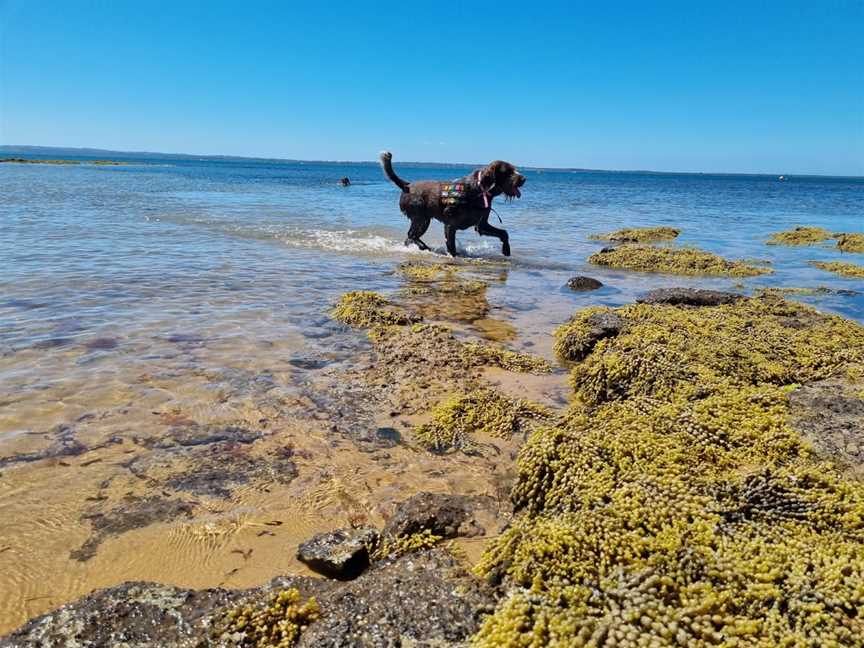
[589,226,680,243]
[588,245,772,277]
[767,226,835,246]
[812,260,864,279]
[837,233,864,253]
[414,387,549,453]
[331,291,419,327]
[213,588,320,647]
[471,296,864,647]
[462,342,551,374]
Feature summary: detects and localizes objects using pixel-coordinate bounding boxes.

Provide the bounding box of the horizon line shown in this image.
[1,144,861,180]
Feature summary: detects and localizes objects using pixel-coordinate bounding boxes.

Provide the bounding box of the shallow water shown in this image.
[0,155,862,632]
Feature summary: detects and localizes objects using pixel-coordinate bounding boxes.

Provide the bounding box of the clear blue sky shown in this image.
[1,1,861,174]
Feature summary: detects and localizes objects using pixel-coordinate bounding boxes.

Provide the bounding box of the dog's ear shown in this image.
[479,162,499,189]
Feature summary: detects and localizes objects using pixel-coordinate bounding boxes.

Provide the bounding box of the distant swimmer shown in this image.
[778,175,786,181]
[339,177,351,186]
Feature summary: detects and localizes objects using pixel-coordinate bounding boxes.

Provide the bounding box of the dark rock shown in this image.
[558,311,626,362]
[789,378,864,478]
[297,549,495,647]
[0,581,240,648]
[2,550,493,648]
[288,358,329,370]
[375,427,401,445]
[297,526,378,580]
[31,337,71,350]
[159,423,261,448]
[0,425,87,468]
[85,337,119,351]
[566,276,604,291]
[383,492,484,539]
[71,496,194,562]
[164,447,297,499]
[638,287,743,307]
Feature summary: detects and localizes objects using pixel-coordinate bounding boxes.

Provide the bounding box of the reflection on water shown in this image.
[0,156,862,632]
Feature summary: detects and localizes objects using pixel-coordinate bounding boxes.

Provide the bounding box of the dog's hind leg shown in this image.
[477,219,511,256]
[405,216,431,251]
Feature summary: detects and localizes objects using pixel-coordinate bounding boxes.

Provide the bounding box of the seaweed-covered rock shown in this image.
[588,245,771,276]
[637,287,743,306]
[331,291,419,327]
[383,492,484,539]
[767,226,835,246]
[565,276,603,291]
[297,527,379,580]
[837,232,864,253]
[553,308,626,361]
[473,296,864,647]
[811,260,864,278]
[413,388,549,452]
[589,226,680,243]
[462,341,551,374]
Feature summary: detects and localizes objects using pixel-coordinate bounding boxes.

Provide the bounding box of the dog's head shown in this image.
[478,161,526,200]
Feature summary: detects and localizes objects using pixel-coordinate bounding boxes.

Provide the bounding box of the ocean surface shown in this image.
[1,154,863,435]
[0,153,863,631]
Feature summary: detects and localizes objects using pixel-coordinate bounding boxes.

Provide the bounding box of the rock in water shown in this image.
[638,287,743,307]
[297,527,379,580]
[383,492,484,539]
[566,276,604,291]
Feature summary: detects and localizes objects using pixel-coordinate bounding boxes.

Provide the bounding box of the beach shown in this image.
[1,155,863,644]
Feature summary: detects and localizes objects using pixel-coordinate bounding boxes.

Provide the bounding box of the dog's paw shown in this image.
[502,242,511,257]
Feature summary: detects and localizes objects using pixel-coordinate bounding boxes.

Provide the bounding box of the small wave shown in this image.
[278,228,407,254]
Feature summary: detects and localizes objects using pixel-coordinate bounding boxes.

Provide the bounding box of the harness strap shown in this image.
[475,170,494,209]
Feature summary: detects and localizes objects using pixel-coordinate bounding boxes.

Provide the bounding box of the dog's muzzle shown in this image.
[509,174,526,198]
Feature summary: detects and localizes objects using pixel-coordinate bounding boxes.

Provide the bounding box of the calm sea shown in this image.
[1,154,862,438]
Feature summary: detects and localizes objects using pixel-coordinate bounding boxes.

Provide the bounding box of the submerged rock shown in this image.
[638,287,743,306]
[297,527,379,580]
[159,423,261,448]
[566,276,604,291]
[0,425,87,468]
[71,496,195,562]
[383,492,485,539]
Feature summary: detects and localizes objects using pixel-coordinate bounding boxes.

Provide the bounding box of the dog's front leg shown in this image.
[444,224,458,257]
[477,219,510,256]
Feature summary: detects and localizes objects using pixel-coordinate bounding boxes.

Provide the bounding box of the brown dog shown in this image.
[380,151,525,257]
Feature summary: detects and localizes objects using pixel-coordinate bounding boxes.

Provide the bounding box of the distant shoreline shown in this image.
[1,145,861,180]
[0,157,126,166]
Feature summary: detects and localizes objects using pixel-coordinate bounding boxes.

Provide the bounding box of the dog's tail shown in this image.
[379,151,410,193]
